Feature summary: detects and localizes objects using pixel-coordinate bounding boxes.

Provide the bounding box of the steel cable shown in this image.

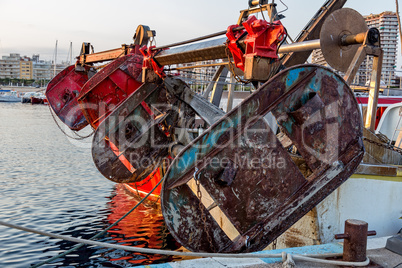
[0,218,371,267]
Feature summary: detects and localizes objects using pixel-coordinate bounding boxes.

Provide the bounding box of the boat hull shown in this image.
[0,98,21,102]
[21,97,31,103]
[31,96,46,105]
[121,163,402,250]
[316,172,402,243]
[0,91,21,102]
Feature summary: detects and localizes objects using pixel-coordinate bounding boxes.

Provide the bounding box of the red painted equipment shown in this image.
[45,0,378,255]
[226,15,286,72]
[78,53,143,129]
[140,46,166,79]
[46,65,91,131]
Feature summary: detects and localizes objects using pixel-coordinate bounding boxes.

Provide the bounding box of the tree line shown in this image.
[0,78,50,87]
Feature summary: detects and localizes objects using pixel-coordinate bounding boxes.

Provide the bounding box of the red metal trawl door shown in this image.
[46,65,91,131]
[160,64,364,253]
[91,82,174,183]
[78,54,143,129]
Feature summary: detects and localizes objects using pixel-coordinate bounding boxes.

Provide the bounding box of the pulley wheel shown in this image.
[320,8,368,72]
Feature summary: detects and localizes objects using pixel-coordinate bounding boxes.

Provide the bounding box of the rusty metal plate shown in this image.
[92,82,174,183]
[161,64,364,253]
[320,8,368,72]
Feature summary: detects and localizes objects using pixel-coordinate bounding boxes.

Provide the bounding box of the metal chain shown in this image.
[363,137,402,155]
[224,46,251,84]
[272,239,277,250]
[194,168,216,252]
[224,45,283,85]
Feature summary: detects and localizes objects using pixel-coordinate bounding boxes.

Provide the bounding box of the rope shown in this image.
[0,219,371,267]
[30,176,165,267]
[47,103,95,140]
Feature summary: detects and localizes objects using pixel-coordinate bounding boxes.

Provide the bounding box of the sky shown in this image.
[0,0,401,68]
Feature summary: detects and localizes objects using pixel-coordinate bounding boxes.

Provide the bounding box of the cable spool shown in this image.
[248,0,268,8]
[320,8,369,72]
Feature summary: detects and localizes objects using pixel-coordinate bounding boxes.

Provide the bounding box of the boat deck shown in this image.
[138,236,402,268]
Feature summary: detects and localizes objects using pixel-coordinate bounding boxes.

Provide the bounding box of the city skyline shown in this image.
[1,0,401,68]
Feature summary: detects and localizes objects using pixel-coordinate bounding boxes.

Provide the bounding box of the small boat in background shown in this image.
[30,92,47,105]
[0,90,21,102]
[21,92,36,103]
[20,92,48,104]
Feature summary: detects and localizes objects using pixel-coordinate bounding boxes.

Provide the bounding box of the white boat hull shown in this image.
[316,173,402,243]
[267,168,402,250]
[0,96,21,102]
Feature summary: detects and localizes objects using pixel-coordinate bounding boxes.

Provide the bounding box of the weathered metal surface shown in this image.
[45,65,90,131]
[264,209,321,250]
[161,64,364,253]
[164,77,225,126]
[320,8,368,72]
[203,65,229,107]
[355,163,399,177]
[78,53,143,129]
[335,219,376,262]
[92,82,174,183]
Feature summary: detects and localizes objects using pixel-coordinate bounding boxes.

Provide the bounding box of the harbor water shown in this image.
[0,102,182,267]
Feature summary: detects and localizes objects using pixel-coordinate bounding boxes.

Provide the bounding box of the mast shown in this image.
[69,42,72,65]
[53,40,57,77]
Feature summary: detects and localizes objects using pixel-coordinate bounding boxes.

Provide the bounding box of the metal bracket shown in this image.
[164,77,225,126]
[140,45,167,80]
[341,28,383,132]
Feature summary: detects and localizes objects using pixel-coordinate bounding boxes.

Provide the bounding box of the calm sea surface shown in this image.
[0,102,182,267]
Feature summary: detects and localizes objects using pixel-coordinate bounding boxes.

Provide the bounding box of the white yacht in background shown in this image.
[0,90,21,102]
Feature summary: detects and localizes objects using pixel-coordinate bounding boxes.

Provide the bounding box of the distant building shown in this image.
[360,11,399,86]
[20,56,33,80]
[0,53,68,81]
[176,60,222,92]
[32,57,53,81]
[312,11,399,86]
[311,49,328,67]
[0,53,21,79]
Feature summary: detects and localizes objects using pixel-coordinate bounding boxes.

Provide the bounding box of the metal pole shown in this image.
[365,50,383,131]
[278,40,321,54]
[226,74,236,112]
[152,26,244,51]
[343,46,367,85]
[155,38,322,66]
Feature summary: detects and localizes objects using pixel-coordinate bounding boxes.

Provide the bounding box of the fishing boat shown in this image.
[21,92,35,103]
[31,93,47,105]
[0,90,21,102]
[45,0,401,254]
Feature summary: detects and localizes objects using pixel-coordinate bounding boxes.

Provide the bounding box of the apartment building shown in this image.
[20,56,33,79]
[0,53,21,79]
[361,11,399,86]
[312,11,399,86]
[0,53,67,81]
[32,58,53,81]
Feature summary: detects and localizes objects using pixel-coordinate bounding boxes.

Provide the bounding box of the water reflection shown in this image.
[0,103,183,267]
[99,184,182,266]
[30,185,183,267]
